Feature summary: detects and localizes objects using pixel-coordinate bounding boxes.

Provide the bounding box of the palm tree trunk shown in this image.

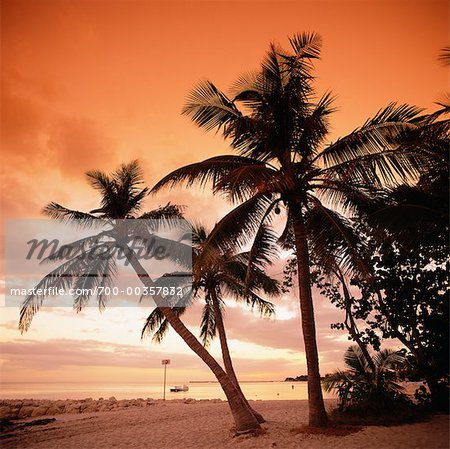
[210,290,265,423]
[124,245,261,433]
[292,211,328,427]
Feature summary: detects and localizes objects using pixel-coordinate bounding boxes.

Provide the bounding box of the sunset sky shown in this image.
[1,0,448,385]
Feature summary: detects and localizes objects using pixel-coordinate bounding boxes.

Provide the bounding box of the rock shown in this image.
[46,406,61,416]
[10,407,20,419]
[66,404,80,414]
[85,404,101,413]
[98,397,104,401]
[18,406,35,419]
[31,406,49,418]
[20,401,34,407]
[98,404,111,412]
[108,396,117,402]
[0,406,13,419]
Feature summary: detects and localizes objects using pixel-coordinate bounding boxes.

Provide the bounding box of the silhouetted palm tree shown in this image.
[322,345,408,414]
[151,33,433,426]
[19,161,262,433]
[142,222,280,422]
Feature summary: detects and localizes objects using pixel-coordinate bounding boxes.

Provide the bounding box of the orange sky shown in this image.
[0,0,448,384]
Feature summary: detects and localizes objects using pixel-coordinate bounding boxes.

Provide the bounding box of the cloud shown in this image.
[46,116,115,176]
[0,321,19,331]
[1,74,119,220]
[0,338,198,371]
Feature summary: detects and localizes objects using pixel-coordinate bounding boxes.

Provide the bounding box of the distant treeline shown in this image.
[285,375,308,382]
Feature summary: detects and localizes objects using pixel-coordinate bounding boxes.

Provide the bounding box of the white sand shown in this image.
[1,399,448,449]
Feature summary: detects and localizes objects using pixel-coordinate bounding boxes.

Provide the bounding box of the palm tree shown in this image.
[142,222,281,422]
[150,33,434,426]
[19,161,262,433]
[322,345,408,414]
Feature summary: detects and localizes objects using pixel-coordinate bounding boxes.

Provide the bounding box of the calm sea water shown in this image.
[0,381,336,401]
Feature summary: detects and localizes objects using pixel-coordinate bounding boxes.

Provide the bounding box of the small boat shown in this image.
[170,385,189,392]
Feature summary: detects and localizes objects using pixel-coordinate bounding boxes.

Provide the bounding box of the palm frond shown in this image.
[43,203,101,228]
[317,103,425,185]
[113,160,145,191]
[196,193,274,262]
[322,369,351,392]
[72,254,115,312]
[39,233,108,264]
[213,164,278,203]
[151,155,262,194]
[182,80,241,132]
[200,298,217,347]
[97,257,117,311]
[86,169,113,193]
[306,197,370,277]
[138,203,184,221]
[221,277,275,318]
[19,251,97,332]
[293,91,336,157]
[344,345,371,375]
[438,46,450,66]
[288,32,322,60]
[141,307,186,342]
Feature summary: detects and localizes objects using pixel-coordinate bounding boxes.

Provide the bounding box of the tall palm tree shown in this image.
[151,33,434,426]
[322,345,408,414]
[19,161,262,433]
[142,222,281,422]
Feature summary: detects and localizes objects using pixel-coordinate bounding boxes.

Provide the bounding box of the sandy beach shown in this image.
[1,399,448,449]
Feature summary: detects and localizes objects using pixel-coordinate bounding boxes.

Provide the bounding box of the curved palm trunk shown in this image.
[124,246,260,433]
[210,291,265,423]
[292,211,328,427]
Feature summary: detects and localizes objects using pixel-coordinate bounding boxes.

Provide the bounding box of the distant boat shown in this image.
[170,385,189,392]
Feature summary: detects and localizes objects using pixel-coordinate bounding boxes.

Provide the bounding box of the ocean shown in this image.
[0,381,336,401]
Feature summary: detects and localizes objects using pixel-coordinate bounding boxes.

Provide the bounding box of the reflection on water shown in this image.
[0,381,336,401]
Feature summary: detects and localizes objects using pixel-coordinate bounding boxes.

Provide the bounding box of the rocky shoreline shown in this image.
[0,397,223,420]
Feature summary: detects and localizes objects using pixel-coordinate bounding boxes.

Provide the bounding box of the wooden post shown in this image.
[162,359,170,400]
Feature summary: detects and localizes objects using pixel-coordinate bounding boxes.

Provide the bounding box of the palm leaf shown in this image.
[196,193,274,262]
[200,297,217,347]
[306,197,370,277]
[182,80,241,132]
[43,203,101,228]
[151,155,263,194]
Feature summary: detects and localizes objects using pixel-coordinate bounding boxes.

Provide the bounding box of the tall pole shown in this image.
[163,363,167,401]
[162,359,170,401]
